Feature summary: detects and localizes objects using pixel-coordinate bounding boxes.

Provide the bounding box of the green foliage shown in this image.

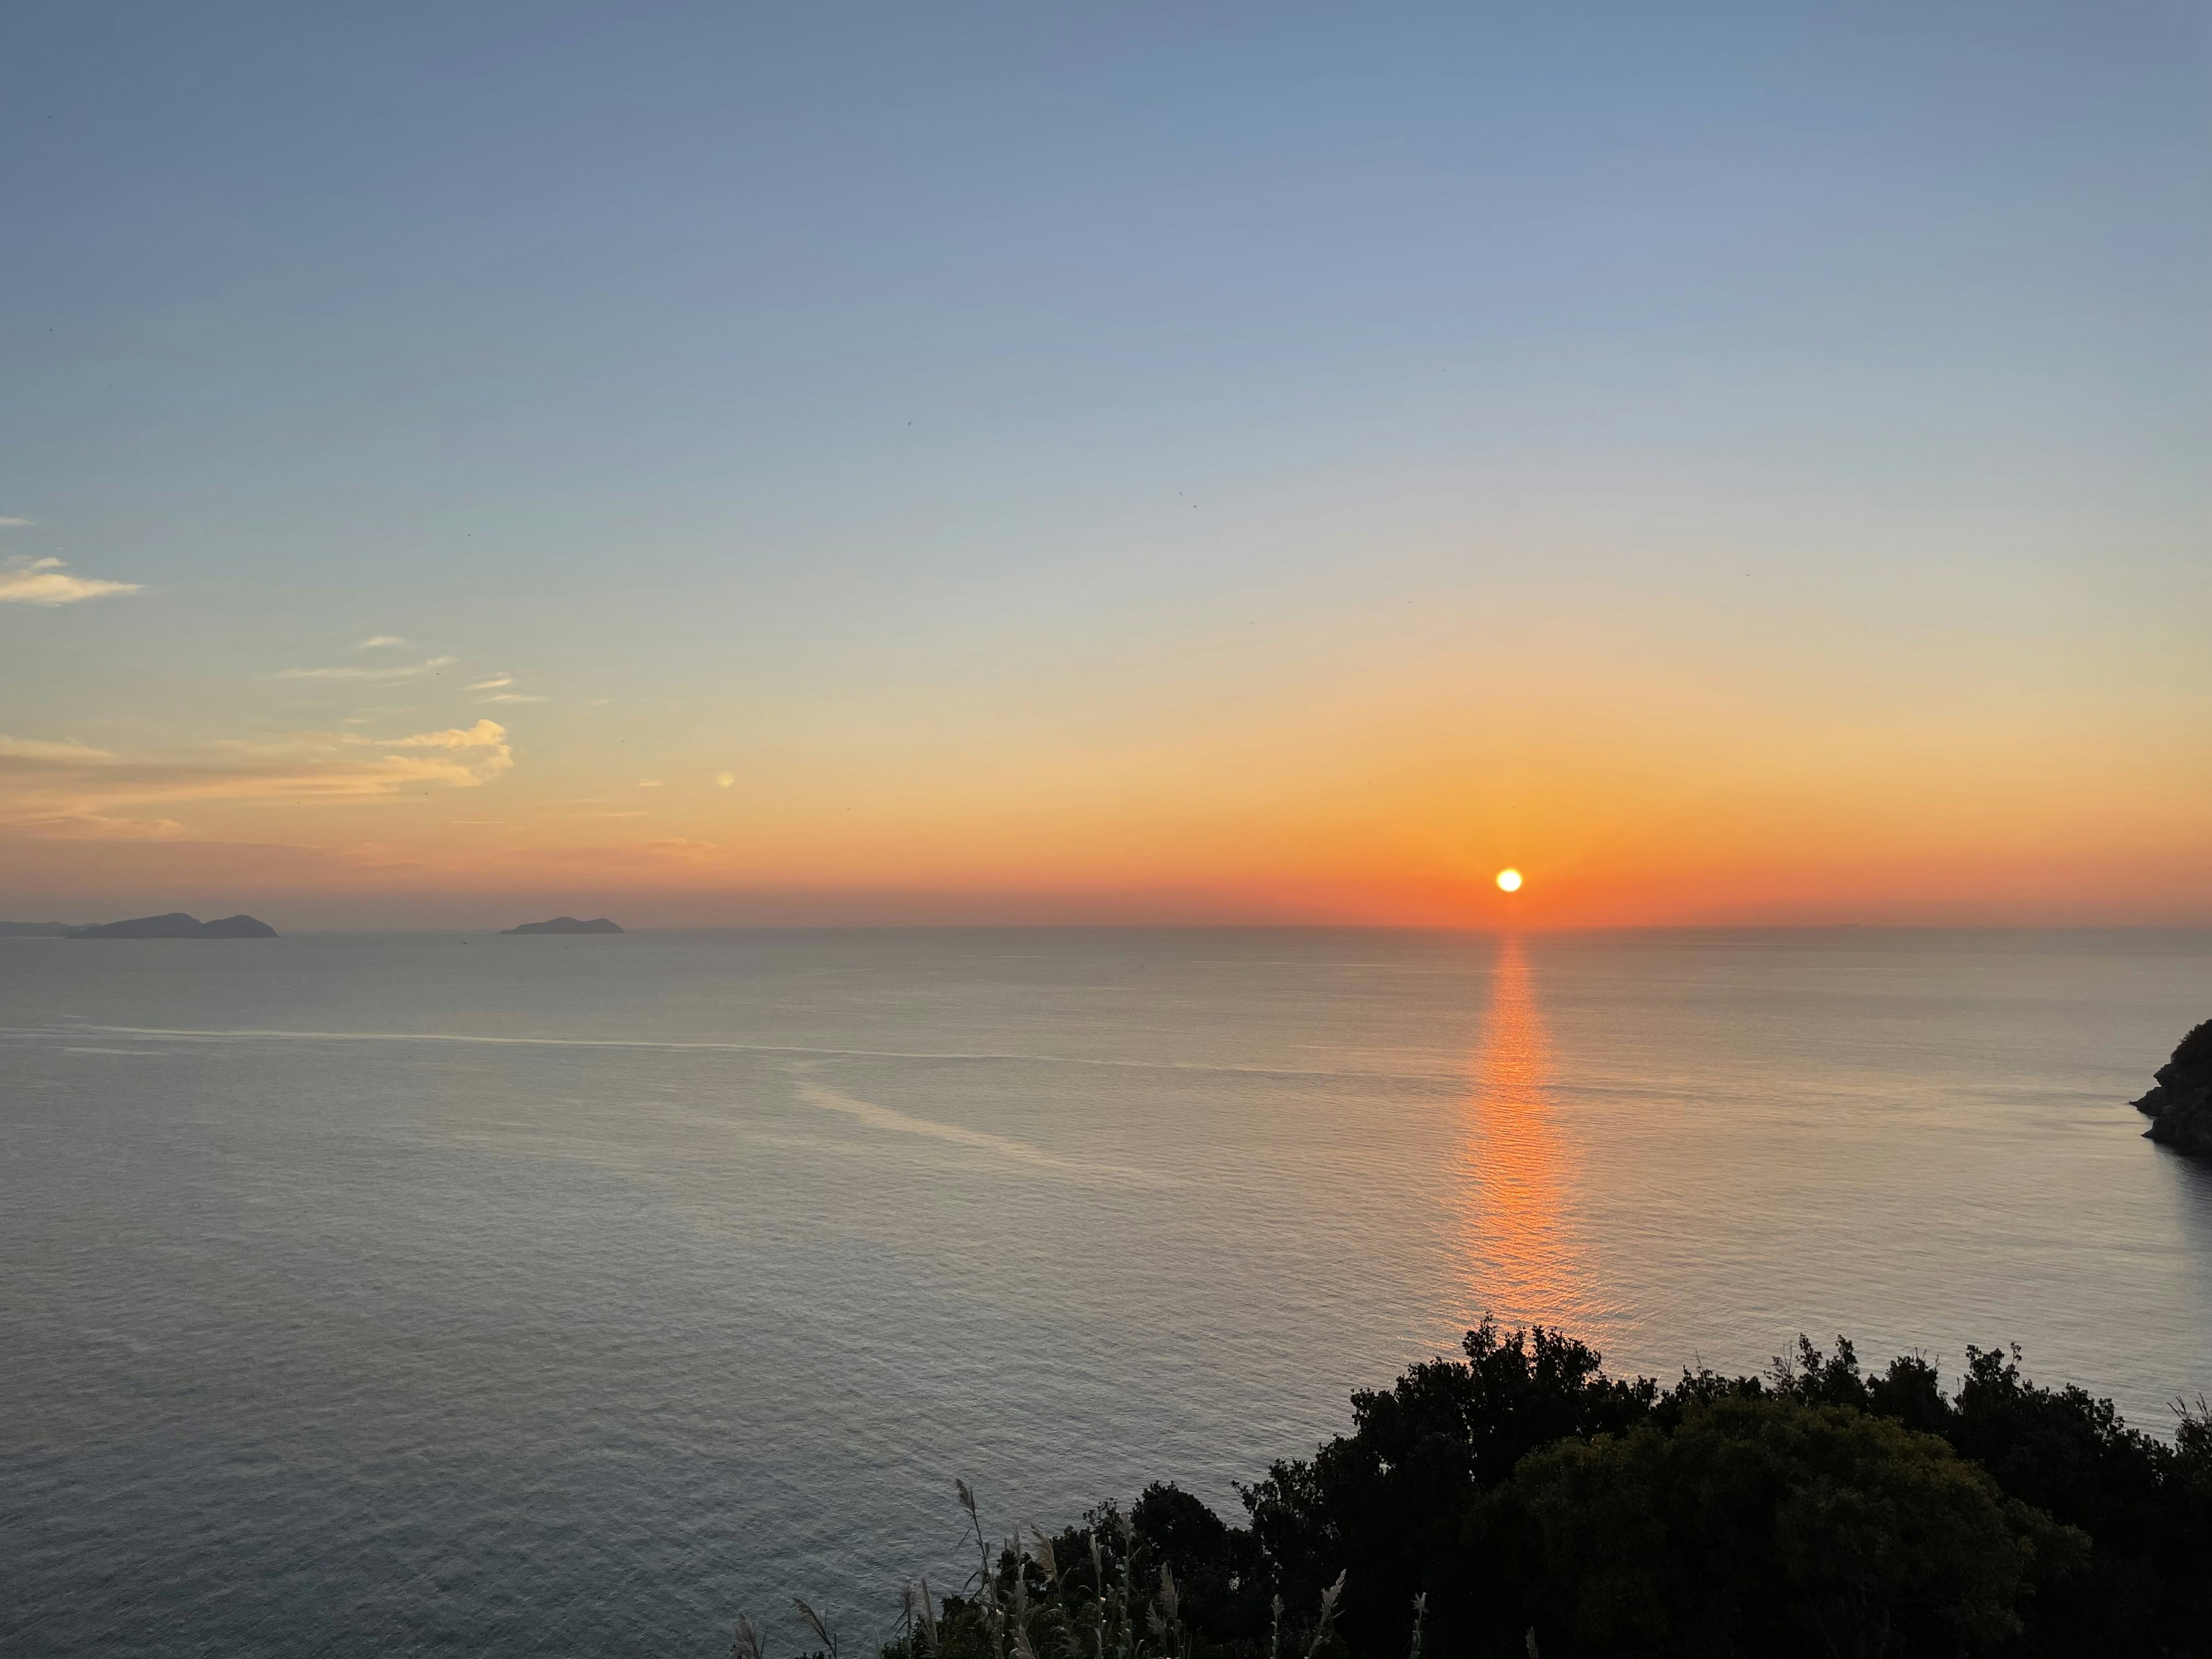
[740,1324,2212,1659]
[1241,1321,1657,1657]
[1480,1397,2084,1657]
[872,1483,1298,1659]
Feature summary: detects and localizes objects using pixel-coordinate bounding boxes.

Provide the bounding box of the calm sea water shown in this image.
[5,927,2210,1657]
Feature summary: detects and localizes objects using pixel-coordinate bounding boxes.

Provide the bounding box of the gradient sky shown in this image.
[2,2,2206,928]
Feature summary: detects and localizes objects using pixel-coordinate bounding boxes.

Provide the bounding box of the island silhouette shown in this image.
[66,913,278,938]
[502,916,623,934]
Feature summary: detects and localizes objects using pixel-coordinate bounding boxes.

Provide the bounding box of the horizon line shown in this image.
[12,920,2212,936]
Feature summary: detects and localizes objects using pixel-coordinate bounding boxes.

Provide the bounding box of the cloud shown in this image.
[638,779,664,787]
[639,836,718,861]
[370,719,512,757]
[0,719,513,838]
[0,556,139,606]
[358,635,408,649]
[22,813,188,842]
[0,735,114,763]
[0,517,34,528]
[279,655,457,681]
[465,673,544,703]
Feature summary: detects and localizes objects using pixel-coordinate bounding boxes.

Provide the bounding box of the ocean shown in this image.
[5,927,2209,1656]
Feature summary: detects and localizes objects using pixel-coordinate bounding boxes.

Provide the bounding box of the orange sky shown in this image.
[7,577,2207,929]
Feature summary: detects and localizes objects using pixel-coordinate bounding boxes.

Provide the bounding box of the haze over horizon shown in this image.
[3,3,2206,930]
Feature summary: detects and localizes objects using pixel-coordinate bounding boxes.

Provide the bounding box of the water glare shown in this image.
[1453,934,1603,1335]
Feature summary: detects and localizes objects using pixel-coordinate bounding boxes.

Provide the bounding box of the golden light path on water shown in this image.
[1453,934,1608,1337]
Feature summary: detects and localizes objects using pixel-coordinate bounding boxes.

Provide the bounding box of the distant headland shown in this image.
[501,916,623,934]
[2134,1018,2211,1160]
[0,921,83,937]
[66,913,279,939]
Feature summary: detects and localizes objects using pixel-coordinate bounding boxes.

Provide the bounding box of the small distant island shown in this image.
[502,916,623,934]
[67,912,279,939]
[2133,1017,2211,1160]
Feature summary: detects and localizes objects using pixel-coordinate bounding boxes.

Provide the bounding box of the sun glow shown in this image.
[1453,934,1596,1332]
[1495,868,1522,893]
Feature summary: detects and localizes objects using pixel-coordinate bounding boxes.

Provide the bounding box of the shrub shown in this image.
[1478,1396,2084,1657]
[741,1325,2211,1659]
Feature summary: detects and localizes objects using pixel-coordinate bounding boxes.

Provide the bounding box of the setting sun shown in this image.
[1496,868,1523,893]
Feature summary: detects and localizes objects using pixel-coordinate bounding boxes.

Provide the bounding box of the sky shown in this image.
[2,1,2206,929]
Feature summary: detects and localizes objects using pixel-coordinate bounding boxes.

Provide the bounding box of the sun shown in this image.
[1495,868,1523,893]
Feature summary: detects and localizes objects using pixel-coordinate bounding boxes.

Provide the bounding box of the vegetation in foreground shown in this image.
[744,1325,2212,1659]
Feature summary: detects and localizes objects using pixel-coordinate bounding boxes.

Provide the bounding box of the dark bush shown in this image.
[854,1326,2210,1659]
[1478,1396,2083,1657]
[1241,1321,1657,1655]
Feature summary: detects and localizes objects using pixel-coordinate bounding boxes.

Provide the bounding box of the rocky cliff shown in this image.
[2133,1018,2212,1160]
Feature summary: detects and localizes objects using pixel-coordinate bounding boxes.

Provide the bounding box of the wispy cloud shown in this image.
[29,813,188,841]
[639,836,715,859]
[0,517,35,529]
[369,719,513,759]
[0,719,513,839]
[358,635,407,649]
[0,735,114,763]
[278,655,457,681]
[465,673,545,704]
[0,556,139,606]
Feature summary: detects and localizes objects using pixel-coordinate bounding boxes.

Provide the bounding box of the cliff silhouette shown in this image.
[2133,1018,2212,1159]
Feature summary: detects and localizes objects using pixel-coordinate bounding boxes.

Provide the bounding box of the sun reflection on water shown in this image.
[1453,934,1603,1336]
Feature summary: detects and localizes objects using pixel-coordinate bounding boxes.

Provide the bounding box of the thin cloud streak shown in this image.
[0,719,513,839]
[0,736,114,763]
[372,719,510,753]
[278,656,457,681]
[0,558,139,605]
